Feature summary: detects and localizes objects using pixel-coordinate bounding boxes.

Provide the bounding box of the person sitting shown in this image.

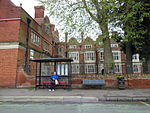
[49,72,59,92]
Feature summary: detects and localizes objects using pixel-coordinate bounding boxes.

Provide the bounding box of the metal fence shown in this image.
[70,62,150,75]
[22,62,150,77]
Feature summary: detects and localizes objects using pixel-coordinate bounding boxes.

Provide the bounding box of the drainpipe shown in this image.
[25,17,31,73]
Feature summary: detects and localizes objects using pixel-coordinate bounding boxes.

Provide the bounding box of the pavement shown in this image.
[0,88,150,102]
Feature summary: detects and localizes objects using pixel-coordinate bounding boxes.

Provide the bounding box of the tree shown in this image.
[37,0,123,74]
[113,0,150,73]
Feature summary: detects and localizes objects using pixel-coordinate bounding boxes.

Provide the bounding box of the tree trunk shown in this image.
[125,41,133,74]
[147,56,150,74]
[99,23,114,74]
[144,55,150,74]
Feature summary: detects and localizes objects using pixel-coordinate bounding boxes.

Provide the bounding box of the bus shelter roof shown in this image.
[30,58,73,62]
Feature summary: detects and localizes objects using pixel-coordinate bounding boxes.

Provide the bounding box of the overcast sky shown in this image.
[10,0,121,41]
[11,0,41,18]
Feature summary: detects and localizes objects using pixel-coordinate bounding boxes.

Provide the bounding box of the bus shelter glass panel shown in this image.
[57,63,69,76]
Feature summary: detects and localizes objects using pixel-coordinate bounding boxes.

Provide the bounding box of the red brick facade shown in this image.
[0,49,18,87]
[0,0,59,87]
[61,35,142,75]
[0,0,150,89]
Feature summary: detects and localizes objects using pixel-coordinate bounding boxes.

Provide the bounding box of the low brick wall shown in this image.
[127,78,150,88]
[71,78,150,89]
[105,79,117,88]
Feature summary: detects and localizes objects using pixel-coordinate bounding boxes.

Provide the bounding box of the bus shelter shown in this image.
[30,58,73,89]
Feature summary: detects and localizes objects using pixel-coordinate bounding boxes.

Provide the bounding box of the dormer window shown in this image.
[111,44,118,48]
[85,44,92,49]
[69,45,76,49]
[132,54,139,61]
[45,25,50,33]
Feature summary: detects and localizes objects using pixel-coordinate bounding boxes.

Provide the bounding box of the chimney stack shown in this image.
[34,6,45,18]
[65,32,68,43]
[81,32,84,42]
[20,3,22,7]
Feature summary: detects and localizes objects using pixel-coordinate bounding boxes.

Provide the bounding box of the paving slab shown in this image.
[0,88,150,102]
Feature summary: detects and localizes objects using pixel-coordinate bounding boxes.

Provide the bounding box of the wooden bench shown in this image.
[83,79,105,88]
[42,81,67,89]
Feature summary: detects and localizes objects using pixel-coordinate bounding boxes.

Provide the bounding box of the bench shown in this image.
[42,81,67,89]
[83,79,105,88]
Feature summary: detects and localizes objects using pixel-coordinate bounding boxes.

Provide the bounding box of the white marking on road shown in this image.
[140,101,150,106]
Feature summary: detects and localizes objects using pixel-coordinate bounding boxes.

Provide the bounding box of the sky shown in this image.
[11,0,41,18]
[10,0,64,40]
[10,0,123,41]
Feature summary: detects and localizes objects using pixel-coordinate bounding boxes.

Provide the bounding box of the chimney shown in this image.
[20,3,22,7]
[65,32,68,43]
[81,32,84,42]
[34,6,45,18]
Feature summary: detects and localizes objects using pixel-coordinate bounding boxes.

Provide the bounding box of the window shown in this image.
[113,51,120,61]
[43,41,49,51]
[71,64,79,73]
[84,51,95,61]
[85,44,92,49]
[132,54,139,61]
[31,32,41,46]
[114,64,121,73]
[58,47,64,56]
[30,49,34,59]
[100,51,104,61]
[99,42,103,45]
[85,64,96,73]
[45,25,50,33]
[111,44,118,48]
[69,52,79,62]
[133,64,141,73]
[69,45,76,49]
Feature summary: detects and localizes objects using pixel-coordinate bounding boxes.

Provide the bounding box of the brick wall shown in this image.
[0,20,20,42]
[0,49,18,87]
[0,0,21,19]
[71,78,150,89]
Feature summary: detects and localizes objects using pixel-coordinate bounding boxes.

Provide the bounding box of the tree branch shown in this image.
[92,0,103,23]
[82,0,99,23]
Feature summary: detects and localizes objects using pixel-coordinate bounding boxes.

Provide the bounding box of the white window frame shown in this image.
[112,51,121,61]
[85,44,92,49]
[111,44,118,48]
[133,63,141,73]
[84,51,95,62]
[85,64,96,73]
[68,52,79,62]
[99,51,104,61]
[132,54,140,62]
[31,32,41,46]
[69,45,77,49]
[114,63,122,73]
[71,64,80,73]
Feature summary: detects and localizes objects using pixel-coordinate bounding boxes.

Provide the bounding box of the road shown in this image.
[0,102,150,113]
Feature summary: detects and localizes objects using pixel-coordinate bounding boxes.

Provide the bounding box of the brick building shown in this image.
[0,0,60,87]
[61,34,142,75]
